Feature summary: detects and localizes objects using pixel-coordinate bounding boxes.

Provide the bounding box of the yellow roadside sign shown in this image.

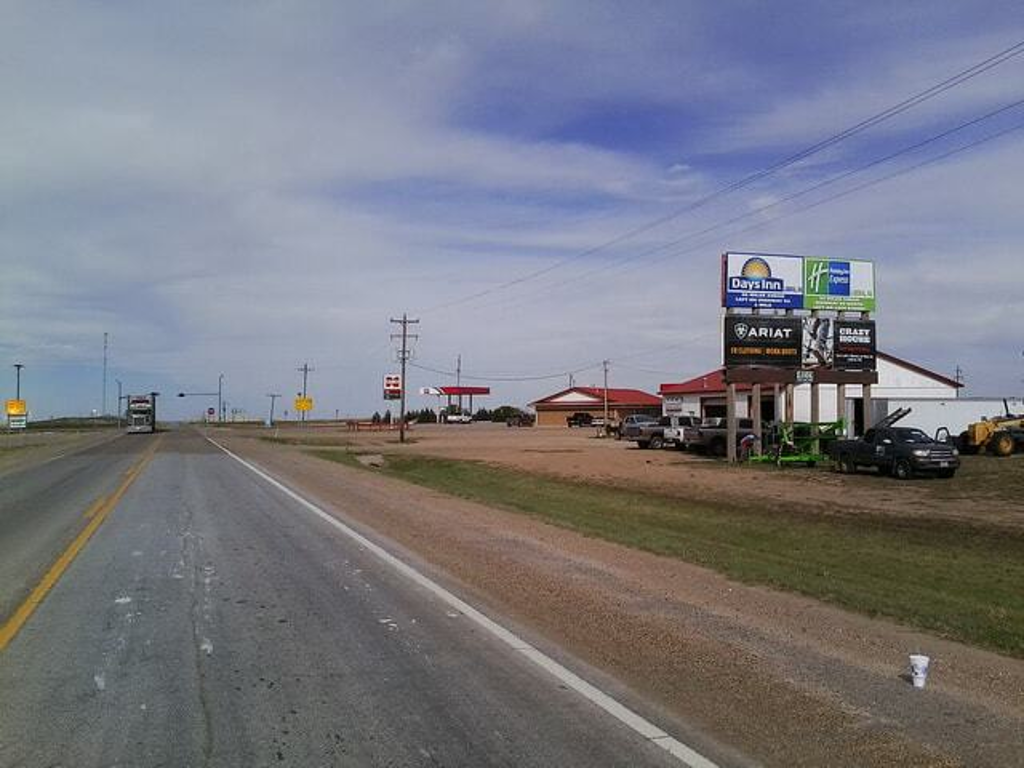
[294,396,313,412]
[5,399,26,416]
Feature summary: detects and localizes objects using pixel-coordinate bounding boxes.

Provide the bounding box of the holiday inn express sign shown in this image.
[721,252,876,311]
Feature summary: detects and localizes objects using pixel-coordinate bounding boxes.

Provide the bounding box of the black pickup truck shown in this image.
[831,408,959,479]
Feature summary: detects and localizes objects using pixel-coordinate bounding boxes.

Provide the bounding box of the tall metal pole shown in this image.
[267,393,281,425]
[456,354,462,414]
[14,363,24,400]
[102,332,108,416]
[116,379,123,429]
[390,314,419,444]
[218,373,224,422]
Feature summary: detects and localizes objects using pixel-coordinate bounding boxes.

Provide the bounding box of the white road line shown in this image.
[207,436,720,768]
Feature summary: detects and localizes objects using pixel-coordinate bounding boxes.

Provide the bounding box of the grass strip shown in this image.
[309,449,1024,657]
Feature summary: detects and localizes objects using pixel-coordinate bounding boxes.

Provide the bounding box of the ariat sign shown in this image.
[724,316,802,367]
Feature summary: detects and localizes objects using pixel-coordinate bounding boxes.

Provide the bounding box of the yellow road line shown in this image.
[0,436,162,652]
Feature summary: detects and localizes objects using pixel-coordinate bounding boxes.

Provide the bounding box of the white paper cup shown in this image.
[909,654,930,688]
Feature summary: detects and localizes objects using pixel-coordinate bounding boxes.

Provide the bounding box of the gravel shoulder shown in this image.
[220,429,1024,768]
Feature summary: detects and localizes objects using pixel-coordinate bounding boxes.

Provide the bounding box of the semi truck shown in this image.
[126,394,156,433]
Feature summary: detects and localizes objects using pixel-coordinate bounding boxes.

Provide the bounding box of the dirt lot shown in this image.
[219,423,1024,767]
[275,421,1024,530]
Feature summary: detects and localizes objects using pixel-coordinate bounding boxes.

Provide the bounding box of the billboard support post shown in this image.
[837,384,847,437]
[810,382,821,456]
[726,383,737,463]
[751,384,762,456]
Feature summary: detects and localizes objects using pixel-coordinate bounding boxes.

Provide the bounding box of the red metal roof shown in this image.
[532,386,661,407]
[437,386,491,396]
[660,353,963,395]
[658,370,752,395]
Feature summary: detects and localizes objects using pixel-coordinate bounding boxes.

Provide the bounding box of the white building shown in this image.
[657,352,1006,436]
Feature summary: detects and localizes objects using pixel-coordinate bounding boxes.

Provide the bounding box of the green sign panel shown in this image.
[803,257,875,311]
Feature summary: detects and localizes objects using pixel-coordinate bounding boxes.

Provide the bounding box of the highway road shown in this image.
[0,429,715,767]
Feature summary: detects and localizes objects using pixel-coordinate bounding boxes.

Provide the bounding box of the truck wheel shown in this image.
[843,456,856,475]
[991,431,1015,457]
[957,432,978,455]
[649,436,664,450]
[892,459,913,480]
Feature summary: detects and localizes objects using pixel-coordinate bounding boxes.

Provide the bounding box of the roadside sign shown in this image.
[207,407,216,416]
[833,320,877,371]
[7,414,27,430]
[723,316,802,367]
[383,374,402,400]
[5,399,26,416]
[721,252,875,311]
[294,396,313,412]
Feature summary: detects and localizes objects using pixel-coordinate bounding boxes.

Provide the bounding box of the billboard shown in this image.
[803,258,875,311]
[722,253,803,309]
[722,252,875,311]
[801,317,834,368]
[723,316,802,367]
[833,320,876,371]
[5,399,26,416]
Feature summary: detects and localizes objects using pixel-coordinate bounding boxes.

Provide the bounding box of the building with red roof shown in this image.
[659,351,963,434]
[530,386,661,427]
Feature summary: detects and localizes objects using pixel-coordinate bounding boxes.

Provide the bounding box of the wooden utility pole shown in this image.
[297,363,314,423]
[602,359,610,435]
[390,314,420,443]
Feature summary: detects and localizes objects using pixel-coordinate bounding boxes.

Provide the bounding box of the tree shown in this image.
[474,407,492,421]
[371,411,381,424]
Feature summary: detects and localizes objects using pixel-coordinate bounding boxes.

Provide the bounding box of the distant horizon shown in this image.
[5,3,1024,419]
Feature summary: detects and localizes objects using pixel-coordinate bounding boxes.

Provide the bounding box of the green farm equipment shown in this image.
[749,419,847,466]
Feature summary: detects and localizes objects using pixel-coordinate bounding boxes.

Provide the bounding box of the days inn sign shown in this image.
[721,252,875,312]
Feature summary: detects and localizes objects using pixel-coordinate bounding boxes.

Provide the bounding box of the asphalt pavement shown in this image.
[0,429,701,767]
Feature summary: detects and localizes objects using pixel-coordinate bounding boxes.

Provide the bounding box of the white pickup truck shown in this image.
[661,415,702,449]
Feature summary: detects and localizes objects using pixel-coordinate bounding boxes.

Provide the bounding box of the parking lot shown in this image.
[266,421,1024,532]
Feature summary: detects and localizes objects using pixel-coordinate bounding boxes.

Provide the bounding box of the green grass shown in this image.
[309,449,1024,657]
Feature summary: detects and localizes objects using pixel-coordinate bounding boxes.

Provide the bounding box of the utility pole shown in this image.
[602,359,610,435]
[13,363,24,400]
[390,313,419,443]
[218,373,224,422]
[297,362,314,422]
[266,393,281,426]
[102,332,108,416]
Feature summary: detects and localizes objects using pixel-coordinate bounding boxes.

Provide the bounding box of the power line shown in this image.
[416,38,1024,315]
[491,95,1024,312]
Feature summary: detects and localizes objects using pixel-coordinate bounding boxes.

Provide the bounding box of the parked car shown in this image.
[619,414,661,447]
[684,417,757,456]
[831,408,959,479]
[566,412,594,428]
[443,412,473,424]
[505,411,535,427]
[662,415,702,449]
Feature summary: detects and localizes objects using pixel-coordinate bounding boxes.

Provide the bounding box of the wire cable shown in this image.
[415,38,1024,315]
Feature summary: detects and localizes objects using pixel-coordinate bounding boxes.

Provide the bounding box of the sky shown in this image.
[3,1,1024,421]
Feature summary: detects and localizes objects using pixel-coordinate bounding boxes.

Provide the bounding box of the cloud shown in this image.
[2,2,1023,418]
